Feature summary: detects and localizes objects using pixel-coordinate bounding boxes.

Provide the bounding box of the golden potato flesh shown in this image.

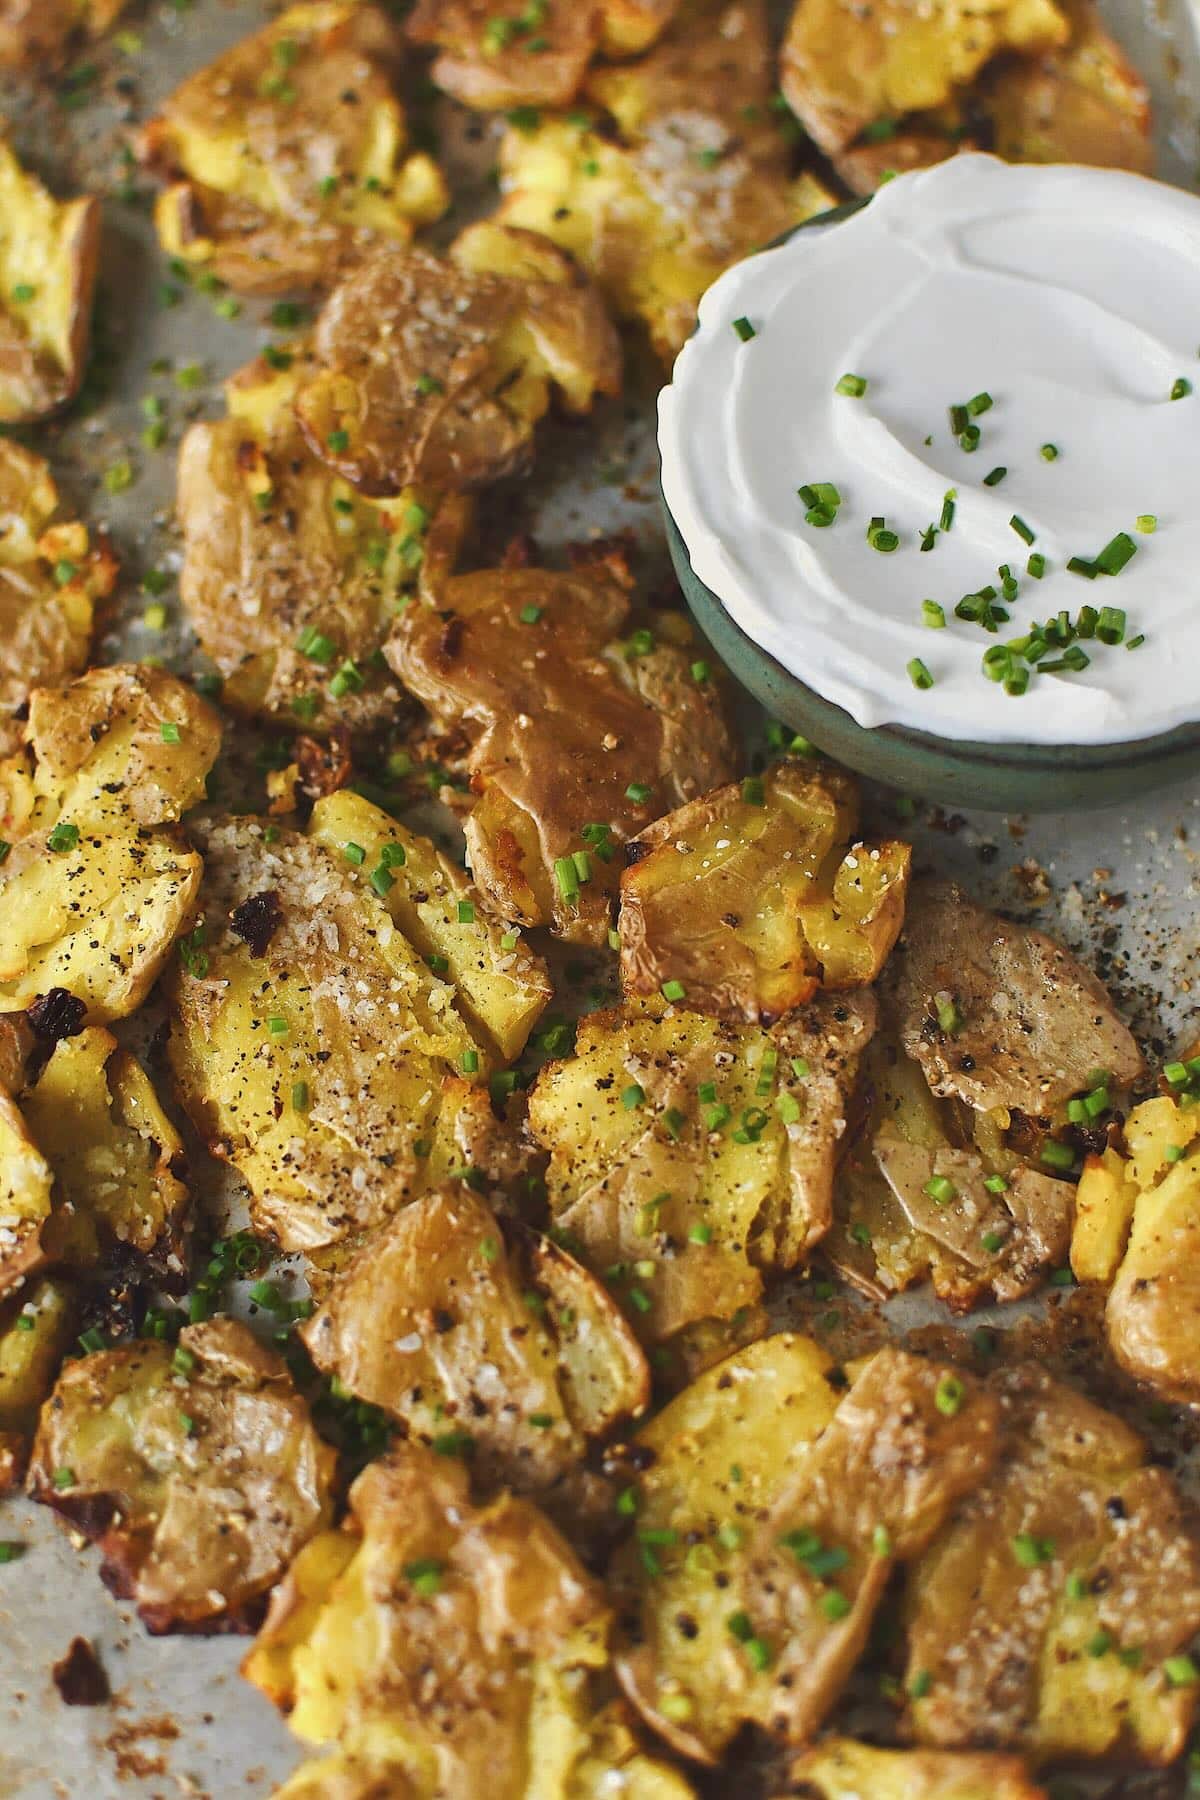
[0,1085,54,1299]
[387,559,734,947]
[243,1444,609,1791]
[0,440,117,756]
[780,0,1069,156]
[140,3,449,294]
[21,1027,189,1281]
[0,0,128,68]
[295,226,620,499]
[302,1186,648,1496]
[0,1277,75,1489]
[984,0,1152,172]
[620,759,909,1022]
[779,1739,1047,1800]
[308,790,550,1059]
[825,1033,1074,1311]
[1105,1100,1200,1403]
[0,139,101,424]
[168,817,514,1253]
[500,1,838,363]
[28,1318,336,1633]
[529,997,875,1342]
[889,877,1143,1116]
[612,1338,998,1761]
[905,1365,1200,1764]
[179,349,470,741]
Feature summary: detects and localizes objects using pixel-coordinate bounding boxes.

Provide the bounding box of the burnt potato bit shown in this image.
[178,347,470,741]
[619,759,910,1022]
[0,141,101,423]
[888,877,1143,1115]
[301,1184,649,1499]
[387,556,734,946]
[611,1336,998,1761]
[529,996,876,1342]
[780,0,1068,157]
[243,1443,611,1789]
[905,1364,1200,1764]
[295,224,621,498]
[0,0,129,68]
[140,3,449,295]
[167,814,534,1253]
[27,1318,336,1633]
[498,0,837,359]
[0,441,118,755]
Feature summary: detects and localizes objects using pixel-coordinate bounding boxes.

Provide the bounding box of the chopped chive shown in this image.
[1094,532,1137,576]
[934,1374,965,1417]
[983,1173,1009,1194]
[1136,513,1157,533]
[835,373,867,397]
[1040,443,1059,461]
[1010,515,1035,545]
[732,316,756,342]
[907,658,934,690]
[940,491,956,531]
[159,720,181,744]
[1126,633,1146,650]
[554,856,580,903]
[342,841,366,866]
[1040,1139,1076,1171]
[1067,555,1097,579]
[923,1175,957,1206]
[1171,378,1192,400]
[625,782,652,804]
[958,424,981,452]
[982,466,1007,487]
[967,392,993,416]
[292,1080,309,1113]
[662,979,686,1003]
[369,866,393,896]
[981,1230,1005,1253]
[921,600,946,630]
[1096,607,1126,645]
[518,604,542,624]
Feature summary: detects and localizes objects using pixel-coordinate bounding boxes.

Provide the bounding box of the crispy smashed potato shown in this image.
[0,441,117,755]
[779,1741,1046,1799]
[0,0,129,67]
[498,0,836,359]
[179,348,471,740]
[613,1337,998,1761]
[0,667,219,1024]
[28,1318,335,1632]
[620,760,909,1022]
[889,878,1143,1115]
[1098,1095,1200,1402]
[244,1443,610,1790]
[0,139,101,424]
[0,1277,75,1489]
[0,1085,54,1299]
[302,1185,648,1496]
[905,1365,1200,1764]
[308,790,550,1059]
[388,558,734,946]
[140,4,448,294]
[984,0,1152,170]
[295,224,620,498]
[781,0,1069,156]
[168,815,527,1252]
[529,996,875,1341]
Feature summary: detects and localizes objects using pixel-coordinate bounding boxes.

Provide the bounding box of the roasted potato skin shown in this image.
[620,760,909,1022]
[0,140,101,423]
[388,559,735,946]
[407,0,604,109]
[295,229,621,498]
[0,0,128,68]
[0,440,117,755]
[984,0,1152,171]
[905,1365,1200,1764]
[778,1739,1048,1799]
[0,1277,76,1489]
[140,3,449,294]
[612,1338,998,1761]
[1104,1099,1200,1402]
[301,1185,648,1496]
[28,1318,336,1632]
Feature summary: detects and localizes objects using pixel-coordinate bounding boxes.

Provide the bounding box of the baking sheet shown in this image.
[1,1,1200,1794]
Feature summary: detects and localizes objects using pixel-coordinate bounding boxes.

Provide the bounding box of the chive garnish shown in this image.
[958,424,980,452]
[1171,377,1192,400]
[939,491,956,531]
[1096,606,1126,645]
[1094,531,1137,575]
[1010,515,1035,545]
[967,392,993,416]
[835,373,867,396]
[1040,443,1059,460]
[1067,555,1097,579]
[732,316,756,342]
[982,466,1006,486]
[906,658,934,690]
[1136,513,1157,533]
[921,600,946,630]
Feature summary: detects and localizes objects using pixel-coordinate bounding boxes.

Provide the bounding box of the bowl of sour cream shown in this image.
[658,154,1200,812]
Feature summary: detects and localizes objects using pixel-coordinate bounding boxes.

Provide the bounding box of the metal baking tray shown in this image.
[1,1,1200,1794]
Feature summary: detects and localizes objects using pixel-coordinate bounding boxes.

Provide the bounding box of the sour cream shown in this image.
[659,155,1200,746]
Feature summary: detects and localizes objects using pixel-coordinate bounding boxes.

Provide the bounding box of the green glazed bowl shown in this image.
[661,206,1200,816]
[664,501,1200,814]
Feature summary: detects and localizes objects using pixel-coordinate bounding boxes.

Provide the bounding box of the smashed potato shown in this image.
[780,0,1069,157]
[308,790,550,1059]
[905,1365,1200,1764]
[295,224,620,498]
[302,1185,648,1496]
[612,1338,998,1761]
[28,1318,335,1632]
[984,0,1152,170]
[388,558,734,946]
[0,1277,75,1488]
[499,0,836,359]
[0,440,117,755]
[178,348,469,741]
[529,996,875,1341]
[244,1443,610,1791]
[168,816,522,1252]
[889,878,1143,1116]
[0,0,129,67]
[141,4,448,294]
[620,760,909,1022]
[0,139,101,424]
[778,1740,1047,1799]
